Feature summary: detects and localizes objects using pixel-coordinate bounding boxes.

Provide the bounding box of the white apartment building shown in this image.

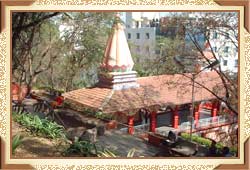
[187,12,238,74]
[124,12,159,63]
[209,28,238,74]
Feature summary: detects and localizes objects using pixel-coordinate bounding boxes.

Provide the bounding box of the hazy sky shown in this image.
[120,12,186,22]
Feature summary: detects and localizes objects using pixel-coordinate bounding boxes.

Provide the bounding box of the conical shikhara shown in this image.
[98,14,139,90]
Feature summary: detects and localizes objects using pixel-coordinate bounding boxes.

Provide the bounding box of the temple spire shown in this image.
[101,13,134,72]
[97,13,139,90]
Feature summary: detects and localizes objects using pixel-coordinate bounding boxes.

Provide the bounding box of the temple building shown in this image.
[63,14,226,135]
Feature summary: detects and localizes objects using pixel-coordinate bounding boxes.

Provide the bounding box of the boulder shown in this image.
[66,127,86,141]
[97,125,105,136]
[80,128,97,143]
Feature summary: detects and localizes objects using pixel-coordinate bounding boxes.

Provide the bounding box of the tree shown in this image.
[12,12,115,92]
[12,12,61,89]
[185,12,238,115]
[131,34,184,77]
[50,12,114,91]
[161,12,238,115]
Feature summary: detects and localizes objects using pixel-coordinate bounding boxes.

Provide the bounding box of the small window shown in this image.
[136,33,140,39]
[223,60,228,66]
[213,47,217,52]
[225,33,229,39]
[128,33,131,39]
[146,33,150,39]
[146,46,150,53]
[235,59,238,67]
[213,32,218,39]
[224,47,229,52]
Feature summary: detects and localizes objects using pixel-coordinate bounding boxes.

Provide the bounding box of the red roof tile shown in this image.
[63,71,224,114]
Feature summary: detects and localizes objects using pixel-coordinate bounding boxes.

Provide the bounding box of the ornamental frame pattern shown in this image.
[0,0,249,169]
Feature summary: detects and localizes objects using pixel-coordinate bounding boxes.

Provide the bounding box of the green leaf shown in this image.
[12,134,23,154]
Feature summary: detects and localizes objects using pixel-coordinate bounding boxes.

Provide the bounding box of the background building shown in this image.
[124,12,159,62]
[123,12,238,75]
[209,28,238,75]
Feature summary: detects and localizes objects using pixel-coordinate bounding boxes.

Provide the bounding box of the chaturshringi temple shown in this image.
[63,14,226,135]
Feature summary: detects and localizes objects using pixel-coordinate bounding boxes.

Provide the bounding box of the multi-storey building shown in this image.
[124,12,159,63]
[123,12,238,75]
[208,28,238,75]
[186,12,238,75]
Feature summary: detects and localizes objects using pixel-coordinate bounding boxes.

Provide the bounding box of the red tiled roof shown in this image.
[63,71,225,114]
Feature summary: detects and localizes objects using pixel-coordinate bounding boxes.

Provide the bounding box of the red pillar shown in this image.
[150,111,157,132]
[211,101,219,122]
[128,116,134,135]
[217,101,221,114]
[173,106,179,129]
[194,103,201,127]
[211,101,218,117]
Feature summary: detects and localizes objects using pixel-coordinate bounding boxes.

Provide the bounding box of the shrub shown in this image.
[35,85,64,96]
[97,148,136,157]
[13,111,66,139]
[215,142,224,150]
[12,134,23,154]
[83,110,114,121]
[180,132,190,139]
[180,133,237,154]
[181,133,211,147]
[230,146,238,155]
[64,138,97,157]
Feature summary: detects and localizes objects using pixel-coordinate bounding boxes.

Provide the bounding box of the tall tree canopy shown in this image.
[12,12,114,91]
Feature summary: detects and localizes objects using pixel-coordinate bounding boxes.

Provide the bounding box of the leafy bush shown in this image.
[12,134,23,154]
[97,148,136,157]
[181,133,212,147]
[97,148,117,157]
[215,142,224,150]
[35,85,64,95]
[64,138,97,157]
[94,111,113,121]
[230,146,238,155]
[82,109,114,121]
[13,112,66,139]
[180,133,237,155]
[180,132,190,139]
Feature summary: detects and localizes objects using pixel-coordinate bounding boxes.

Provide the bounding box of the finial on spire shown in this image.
[100,12,134,73]
[115,12,120,18]
[97,11,139,90]
[113,12,123,26]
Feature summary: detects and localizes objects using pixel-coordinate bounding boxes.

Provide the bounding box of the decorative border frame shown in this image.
[0,0,249,169]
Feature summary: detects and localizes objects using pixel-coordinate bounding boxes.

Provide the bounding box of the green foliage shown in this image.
[94,111,113,121]
[80,109,114,121]
[230,146,238,155]
[35,85,65,94]
[180,132,190,139]
[64,138,97,157]
[12,12,61,86]
[12,134,24,154]
[97,148,117,157]
[132,35,184,77]
[13,112,66,139]
[97,148,136,157]
[181,133,215,147]
[127,148,136,157]
[13,12,114,92]
[180,133,237,155]
[215,142,224,150]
